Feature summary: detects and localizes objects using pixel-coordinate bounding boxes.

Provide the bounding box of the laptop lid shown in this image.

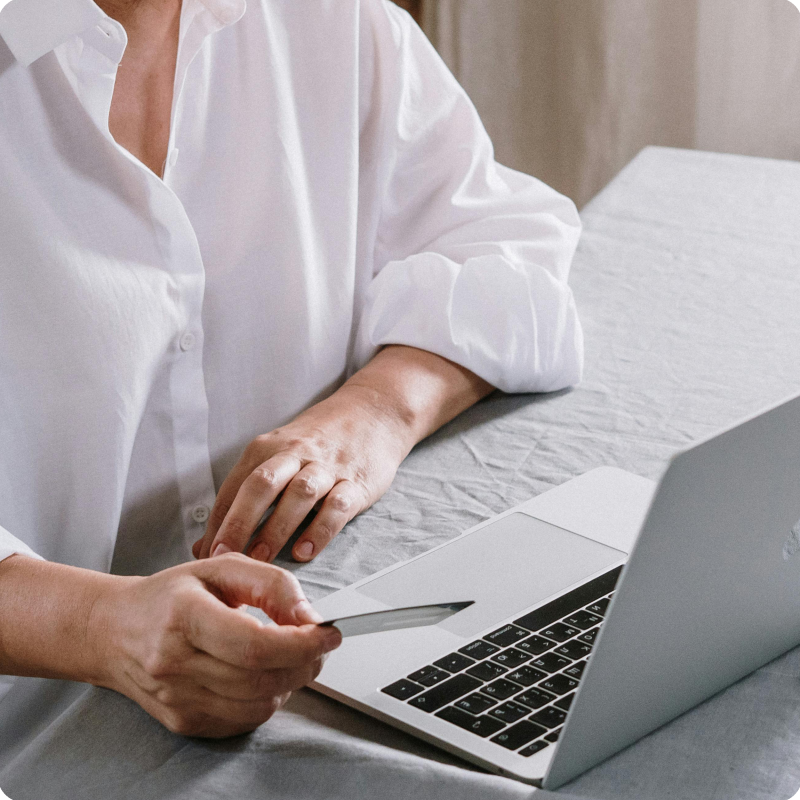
[545,392,800,788]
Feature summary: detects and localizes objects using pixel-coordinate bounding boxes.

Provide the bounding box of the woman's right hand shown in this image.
[92,553,341,737]
[0,552,340,738]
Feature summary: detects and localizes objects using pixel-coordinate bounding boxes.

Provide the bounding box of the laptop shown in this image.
[311,392,800,788]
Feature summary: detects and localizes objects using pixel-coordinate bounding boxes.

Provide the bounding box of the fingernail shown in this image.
[212,542,233,558]
[295,541,314,560]
[323,627,342,652]
[251,543,270,562]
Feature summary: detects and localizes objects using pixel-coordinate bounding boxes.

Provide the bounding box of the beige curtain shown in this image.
[422,0,800,206]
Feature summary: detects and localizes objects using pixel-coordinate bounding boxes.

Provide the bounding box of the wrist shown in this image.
[83,571,137,690]
[0,555,129,687]
[331,380,421,456]
[340,345,494,448]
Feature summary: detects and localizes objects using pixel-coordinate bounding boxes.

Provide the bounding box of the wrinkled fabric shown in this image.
[3,147,800,799]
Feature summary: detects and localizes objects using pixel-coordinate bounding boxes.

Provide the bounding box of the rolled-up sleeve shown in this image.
[354,0,583,394]
[0,524,43,564]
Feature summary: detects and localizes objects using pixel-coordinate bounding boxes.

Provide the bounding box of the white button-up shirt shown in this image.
[0,0,582,759]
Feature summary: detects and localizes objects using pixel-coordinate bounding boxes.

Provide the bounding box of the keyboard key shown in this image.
[491,648,532,669]
[530,706,568,729]
[564,609,604,630]
[564,660,587,680]
[408,666,450,687]
[381,679,424,700]
[505,665,547,687]
[434,653,476,673]
[517,687,556,709]
[491,720,547,750]
[520,740,550,757]
[554,692,575,711]
[408,674,482,712]
[455,693,497,715]
[587,597,610,616]
[514,566,623,632]
[488,701,530,724]
[531,653,572,673]
[459,640,500,660]
[544,728,562,743]
[467,661,507,681]
[516,635,556,655]
[555,640,593,660]
[435,706,506,737]
[538,673,579,696]
[484,624,530,648]
[578,626,600,645]
[480,678,521,701]
[539,623,581,643]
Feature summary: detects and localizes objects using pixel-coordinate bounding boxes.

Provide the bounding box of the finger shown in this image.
[209,453,302,558]
[292,480,366,562]
[202,660,325,701]
[247,464,336,563]
[196,452,266,560]
[165,652,325,701]
[188,559,340,669]
[197,554,322,624]
[190,606,339,671]
[147,684,291,738]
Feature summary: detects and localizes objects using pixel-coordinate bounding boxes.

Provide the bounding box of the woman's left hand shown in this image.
[193,345,493,563]
[192,382,413,564]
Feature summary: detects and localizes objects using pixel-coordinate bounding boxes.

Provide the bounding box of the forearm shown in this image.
[0,554,120,685]
[339,345,494,451]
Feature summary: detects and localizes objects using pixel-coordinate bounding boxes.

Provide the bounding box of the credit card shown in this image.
[319,601,474,638]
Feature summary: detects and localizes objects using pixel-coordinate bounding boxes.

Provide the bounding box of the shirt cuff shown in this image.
[354,250,584,395]
[0,524,44,563]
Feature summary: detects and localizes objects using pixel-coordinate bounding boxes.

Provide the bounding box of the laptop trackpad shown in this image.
[356,513,625,638]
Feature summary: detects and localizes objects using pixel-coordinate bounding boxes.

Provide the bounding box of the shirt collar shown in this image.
[195,0,246,29]
[0,0,246,68]
[0,0,106,67]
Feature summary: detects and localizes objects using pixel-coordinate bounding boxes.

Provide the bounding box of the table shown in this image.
[3,147,800,800]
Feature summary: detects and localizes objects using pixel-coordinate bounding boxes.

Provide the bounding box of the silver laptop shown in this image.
[311,392,800,789]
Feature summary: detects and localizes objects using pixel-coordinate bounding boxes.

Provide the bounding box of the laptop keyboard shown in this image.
[381,565,622,758]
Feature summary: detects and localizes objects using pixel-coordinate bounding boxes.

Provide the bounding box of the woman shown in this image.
[0,0,582,761]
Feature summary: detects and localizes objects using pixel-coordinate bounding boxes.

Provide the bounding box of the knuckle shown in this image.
[251,467,279,492]
[161,710,198,736]
[154,686,180,707]
[161,593,189,635]
[292,474,318,497]
[240,637,267,670]
[311,520,337,545]
[329,491,352,514]
[143,652,172,680]
[275,567,303,597]
[219,515,251,543]
[244,438,267,460]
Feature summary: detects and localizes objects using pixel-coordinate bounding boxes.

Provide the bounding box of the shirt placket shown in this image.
[71,5,236,552]
[151,5,238,550]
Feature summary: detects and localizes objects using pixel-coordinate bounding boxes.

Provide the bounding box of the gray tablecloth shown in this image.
[4,146,800,800]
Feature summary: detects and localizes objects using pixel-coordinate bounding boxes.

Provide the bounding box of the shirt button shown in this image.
[179,332,196,352]
[168,148,179,168]
[192,505,210,524]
